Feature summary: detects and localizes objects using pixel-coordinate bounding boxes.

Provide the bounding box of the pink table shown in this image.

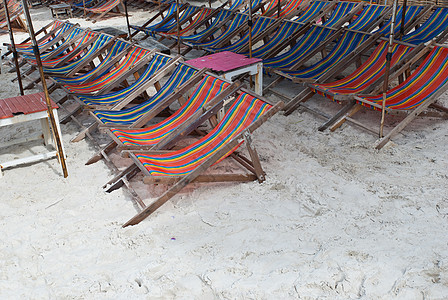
[186,51,263,95]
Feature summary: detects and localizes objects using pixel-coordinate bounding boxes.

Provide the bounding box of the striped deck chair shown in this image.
[402,7,448,45]
[0,0,24,30]
[42,33,114,76]
[263,1,358,69]
[90,63,197,126]
[95,75,239,177]
[342,46,448,149]
[3,20,63,58]
[178,9,232,41]
[51,39,130,86]
[122,91,284,226]
[244,1,356,59]
[60,47,154,94]
[373,5,423,37]
[275,31,372,83]
[204,16,277,53]
[278,0,304,18]
[148,4,201,34]
[108,75,233,148]
[84,0,125,21]
[159,7,215,38]
[21,27,91,64]
[14,21,75,54]
[310,41,414,102]
[184,12,249,49]
[74,53,179,109]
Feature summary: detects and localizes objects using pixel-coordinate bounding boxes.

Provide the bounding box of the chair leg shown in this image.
[244,131,265,183]
[318,100,356,131]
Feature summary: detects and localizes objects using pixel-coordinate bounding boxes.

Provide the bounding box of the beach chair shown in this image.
[401,7,448,45]
[0,0,26,31]
[328,45,448,149]
[85,0,124,21]
[70,59,191,142]
[282,6,446,116]
[241,1,357,59]
[203,16,278,53]
[62,52,181,125]
[99,75,241,192]
[121,91,284,226]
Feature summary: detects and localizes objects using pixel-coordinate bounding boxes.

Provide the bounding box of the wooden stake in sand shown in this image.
[380,0,398,137]
[176,0,180,54]
[3,0,24,95]
[20,0,68,177]
[124,0,132,42]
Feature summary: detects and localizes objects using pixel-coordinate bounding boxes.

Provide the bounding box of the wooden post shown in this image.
[83,0,86,18]
[3,0,24,95]
[124,0,132,41]
[176,0,180,54]
[380,0,398,138]
[400,0,407,39]
[20,0,68,178]
[277,0,281,18]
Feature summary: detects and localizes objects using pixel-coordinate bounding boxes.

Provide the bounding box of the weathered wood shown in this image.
[143,173,257,185]
[318,100,357,131]
[123,101,284,226]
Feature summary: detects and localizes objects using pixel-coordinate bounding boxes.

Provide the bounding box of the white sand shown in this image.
[0,5,448,299]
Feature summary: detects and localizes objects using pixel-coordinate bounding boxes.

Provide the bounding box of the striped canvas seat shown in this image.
[62,47,153,94]
[150,5,201,33]
[43,34,114,75]
[22,28,92,65]
[247,1,355,59]
[185,13,248,48]
[278,0,304,18]
[135,92,273,177]
[15,21,73,54]
[311,41,413,101]
[51,40,129,85]
[84,0,121,13]
[403,7,448,45]
[77,53,174,107]
[357,46,448,111]
[91,63,197,125]
[374,5,423,36]
[278,31,369,80]
[161,7,214,37]
[179,9,233,42]
[264,1,358,69]
[111,75,230,146]
[205,16,277,53]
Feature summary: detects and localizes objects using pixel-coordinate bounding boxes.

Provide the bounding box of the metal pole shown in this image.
[3,0,24,95]
[380,0,398,138]
[176,0,180,54]
[20,0,68,177]
[124,0,132,41]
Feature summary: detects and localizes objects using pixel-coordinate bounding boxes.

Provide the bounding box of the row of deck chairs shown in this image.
[129,0,309,54]
[0,0,26,31]
[62,0,124,21]
[4,20,283,226]
[136,0,448,148]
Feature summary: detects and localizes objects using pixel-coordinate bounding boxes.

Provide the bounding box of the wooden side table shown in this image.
[49,3,73,19]
[0,93,66,175]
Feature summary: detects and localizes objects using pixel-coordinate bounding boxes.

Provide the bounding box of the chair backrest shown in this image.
[346,4,388,32]
[135,92,273,176]
[93,63,198,125]
[403,7,448,44]
[360,46,448,110]
[374,5,423,35]
[294,0,329,24]
[111,75,230,146]
[79,53,173,106]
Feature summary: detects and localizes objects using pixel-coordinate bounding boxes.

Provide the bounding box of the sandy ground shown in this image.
[0,3,448,299]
